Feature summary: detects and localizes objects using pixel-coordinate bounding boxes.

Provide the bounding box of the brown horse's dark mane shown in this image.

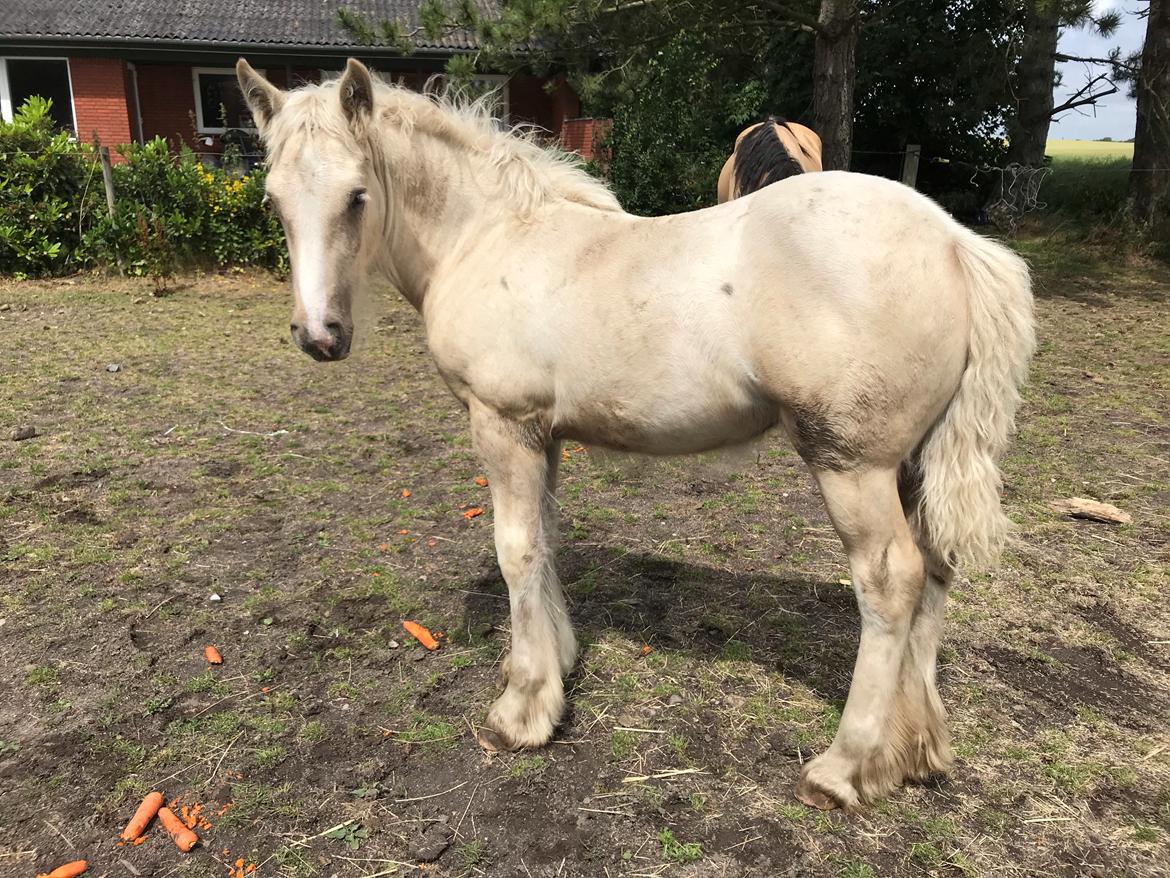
[732,116,805,198]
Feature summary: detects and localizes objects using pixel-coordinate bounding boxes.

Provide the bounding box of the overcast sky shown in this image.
[1050,0,1146,140]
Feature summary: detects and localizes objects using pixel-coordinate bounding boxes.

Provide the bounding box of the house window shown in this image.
[0,57,75,132]
[192,67,257,133]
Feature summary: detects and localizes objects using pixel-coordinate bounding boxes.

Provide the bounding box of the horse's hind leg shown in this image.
[470,400,576,751]
[795,466,941,810]
[899,472,956,781]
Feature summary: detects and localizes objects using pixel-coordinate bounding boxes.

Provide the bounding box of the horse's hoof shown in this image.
[794,777,841,811]
[476,726,511,753]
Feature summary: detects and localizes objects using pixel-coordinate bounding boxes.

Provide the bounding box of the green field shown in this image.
[1046,138,1134,159]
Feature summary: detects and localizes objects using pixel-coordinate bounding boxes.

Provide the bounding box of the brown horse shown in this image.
[717,117,823,202]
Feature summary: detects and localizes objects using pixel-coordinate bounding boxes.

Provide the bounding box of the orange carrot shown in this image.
[474,476,488,487]
[158,806,198,852]
[36,861,87,878]
[462,507,484,519]
[402,620,439,650]
[132,835,147,845]
[120,790,164,840]
[204,645,223,665]
[401,488,411,498]
[640,644,653,656]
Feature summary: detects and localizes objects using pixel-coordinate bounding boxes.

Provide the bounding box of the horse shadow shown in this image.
[460,545,861,707]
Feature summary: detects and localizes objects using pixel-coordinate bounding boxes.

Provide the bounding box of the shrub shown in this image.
[0,102,285,278]
[0,96,101,276]
[86,139,287,277]
[606,33,767,216]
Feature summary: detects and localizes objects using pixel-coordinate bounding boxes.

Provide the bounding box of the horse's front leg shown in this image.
[470,399,576,751]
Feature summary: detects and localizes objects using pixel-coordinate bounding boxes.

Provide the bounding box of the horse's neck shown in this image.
[375,133,504,310]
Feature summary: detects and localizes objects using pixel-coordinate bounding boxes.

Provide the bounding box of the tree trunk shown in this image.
[1005,4,1061,167]
[813,0,858,171]
[1130,0,1170,225]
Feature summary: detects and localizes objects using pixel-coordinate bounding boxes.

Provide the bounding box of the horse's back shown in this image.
[725,171,974,464]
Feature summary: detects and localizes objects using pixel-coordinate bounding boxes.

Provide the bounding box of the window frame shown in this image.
[0,56,77,133]
[191,65,261,134]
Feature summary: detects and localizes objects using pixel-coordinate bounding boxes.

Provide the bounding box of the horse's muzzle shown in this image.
[292,322,352,362]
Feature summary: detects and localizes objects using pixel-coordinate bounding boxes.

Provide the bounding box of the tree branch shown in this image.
[1055,52,1136,73]
[1052,86,1119,115]
[756,0,826,34]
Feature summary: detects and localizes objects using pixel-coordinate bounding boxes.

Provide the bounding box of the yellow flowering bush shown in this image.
[82,137,286,277]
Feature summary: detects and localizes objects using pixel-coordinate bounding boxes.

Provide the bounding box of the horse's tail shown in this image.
[732,116,805,198]
[910,231,1035,568]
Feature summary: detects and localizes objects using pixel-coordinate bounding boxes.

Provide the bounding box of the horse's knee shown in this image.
[495,521,539,583]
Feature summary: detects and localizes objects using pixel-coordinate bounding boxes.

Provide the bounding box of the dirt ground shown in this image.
[1,238,1167,878]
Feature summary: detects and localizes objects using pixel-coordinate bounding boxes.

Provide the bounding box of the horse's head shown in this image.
[237,58,381,362]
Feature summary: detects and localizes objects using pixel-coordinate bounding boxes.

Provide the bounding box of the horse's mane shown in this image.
[265,77,622,216]
[732,117,805,198]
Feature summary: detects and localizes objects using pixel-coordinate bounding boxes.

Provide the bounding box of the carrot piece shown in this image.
[204,645,223,665]
[462,507,484,519]
[401,488,411,498]
[474,476,488,487]
[132,835,147,845]
[120,790,163,841]
[402,620,439,650]
[158,806,198,852]
[36,861,87,878]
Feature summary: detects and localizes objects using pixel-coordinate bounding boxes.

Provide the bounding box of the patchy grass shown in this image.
[0,257,1167,877]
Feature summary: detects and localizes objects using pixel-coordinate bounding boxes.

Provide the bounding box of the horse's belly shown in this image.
[553,385,780,456]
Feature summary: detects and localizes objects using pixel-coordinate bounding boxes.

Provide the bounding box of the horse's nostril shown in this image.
[290,323,300,333]
[325,321,343,336]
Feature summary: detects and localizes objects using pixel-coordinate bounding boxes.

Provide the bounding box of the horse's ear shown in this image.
[236,59,285,133]
[339,58,375,125]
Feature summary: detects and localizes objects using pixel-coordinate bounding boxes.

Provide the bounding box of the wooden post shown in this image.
[99,146,124,274]
[901,144,921,189]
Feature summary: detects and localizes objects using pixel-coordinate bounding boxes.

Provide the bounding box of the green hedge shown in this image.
[0,96,286,279]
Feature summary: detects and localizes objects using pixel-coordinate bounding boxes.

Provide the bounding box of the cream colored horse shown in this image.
[237,58,1035,811]
[717,117,823,202]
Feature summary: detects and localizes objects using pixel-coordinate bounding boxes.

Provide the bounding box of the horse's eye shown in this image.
[348,188,369,210]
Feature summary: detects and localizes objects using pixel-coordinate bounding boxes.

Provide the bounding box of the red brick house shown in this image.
[0,0,594,162]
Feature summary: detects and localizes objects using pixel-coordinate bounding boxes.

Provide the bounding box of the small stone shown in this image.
[11,425,37,441]
[106,363,121,373]
[388,639,400,649]
[0,303,11,311]
[667,694,683,706]
[209,592,222,602]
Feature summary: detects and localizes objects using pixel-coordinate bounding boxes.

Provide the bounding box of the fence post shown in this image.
[99,147,116,217]
[901,144,921,189]
[99,146,124,275]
